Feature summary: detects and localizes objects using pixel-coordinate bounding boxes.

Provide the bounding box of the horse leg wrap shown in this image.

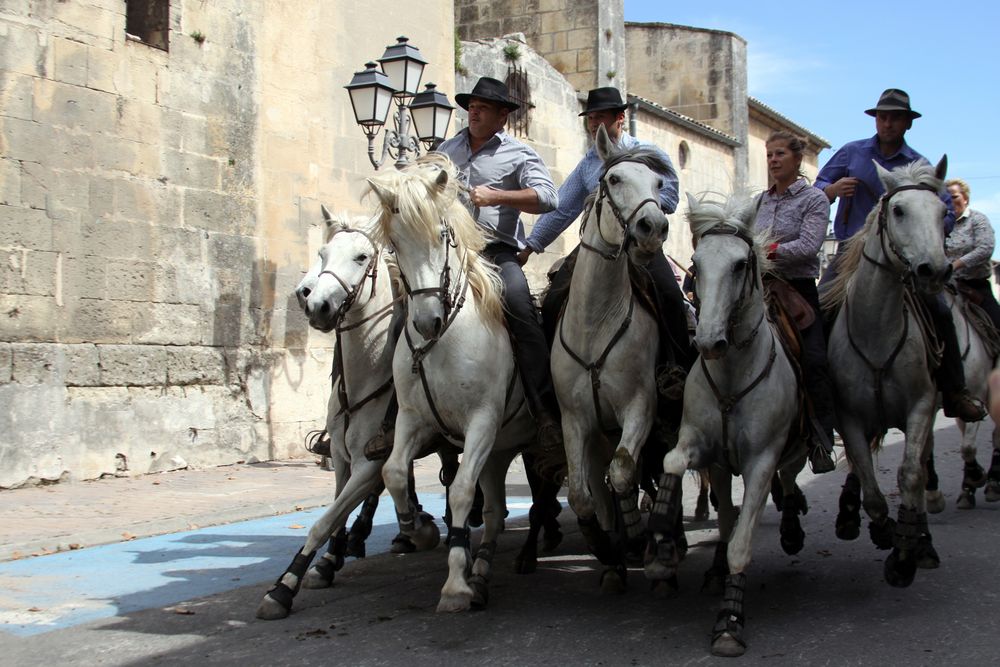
[313,531,347,581]
[396,510,415,533]
[577,515,618,565]
[893,506,921,551]
[447,526,471,550]
[712,572,747,645]
[266,549,317,611]
[617,487,644,541]
[963,461,987,489]
[647,473,683,534]
[989,450,1000,481]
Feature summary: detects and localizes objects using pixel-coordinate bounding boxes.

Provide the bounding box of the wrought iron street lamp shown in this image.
[344,36,454,170]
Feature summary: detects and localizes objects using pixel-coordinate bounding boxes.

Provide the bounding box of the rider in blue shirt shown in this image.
[521,87,693,406]
[816,88,984,423]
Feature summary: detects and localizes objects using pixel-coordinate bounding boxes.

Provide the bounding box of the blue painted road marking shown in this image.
[0,494,534,636]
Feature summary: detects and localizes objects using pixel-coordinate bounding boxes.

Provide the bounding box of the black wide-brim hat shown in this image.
[455,77,520,111]
[579,87,628,116]
[865,88,921,119]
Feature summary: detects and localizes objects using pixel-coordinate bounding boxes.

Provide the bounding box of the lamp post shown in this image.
[344,36,455,170]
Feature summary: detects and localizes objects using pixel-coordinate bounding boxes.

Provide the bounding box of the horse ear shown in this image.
[685,192,701,235]
[321,204,334,228]
[435,168,449,190]
[873,159,895,192]
[366,179,395,210]
[595,124,613,162]
[935,154,948,181]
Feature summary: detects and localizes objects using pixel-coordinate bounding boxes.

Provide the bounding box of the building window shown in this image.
[505,65,532,138]
[125,0,170,51]
[678,140,690,170]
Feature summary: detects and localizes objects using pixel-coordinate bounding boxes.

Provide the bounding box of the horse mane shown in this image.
[365,153,505,326]
[686,191,773,272]
[820,160,943,309]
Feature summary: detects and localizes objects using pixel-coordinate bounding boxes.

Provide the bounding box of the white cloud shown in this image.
[746,45,828,97]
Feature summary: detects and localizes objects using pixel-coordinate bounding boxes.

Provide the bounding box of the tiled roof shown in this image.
[628,95,741,147]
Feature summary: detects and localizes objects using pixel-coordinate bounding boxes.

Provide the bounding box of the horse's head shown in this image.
[295,205,380,333]
[593,125,670,264]
[872,156,951,293]
[687,193,767,360]
[367,155,503,340]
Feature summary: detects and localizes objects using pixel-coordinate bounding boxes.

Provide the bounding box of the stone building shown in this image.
[0,1,826,487]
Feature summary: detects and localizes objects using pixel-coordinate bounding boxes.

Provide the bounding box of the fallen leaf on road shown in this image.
[27,607,42,612]
[166,607,195,615]
[817,549,832,557]
[68,543,81,550]
[288,524,305,529]
[122,532,136,541]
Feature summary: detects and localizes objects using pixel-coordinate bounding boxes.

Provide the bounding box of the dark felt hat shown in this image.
[454,77,520,111]
[579,87,629,116]
[865,88,921,119]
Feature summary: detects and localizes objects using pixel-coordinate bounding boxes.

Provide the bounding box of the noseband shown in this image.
[396,221,469,347]
[700,225,763,350]
[580,157,664,261]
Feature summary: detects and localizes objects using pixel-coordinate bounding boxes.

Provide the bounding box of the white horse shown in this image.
[644,192,808,657]
[256,209,439,620]
[366,153,538,612]
[941,287,1000,509]
[551,125,672,590]
[823,158,951,588]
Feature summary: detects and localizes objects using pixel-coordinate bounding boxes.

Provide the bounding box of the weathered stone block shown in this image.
[0,158,20,206]
[132,302,203,345]
[165,346,226,385]
[53,36,88,86]
[0,21,49,77]
[51,1,117,50]
[0,343,11,383]
[0,71,33,121]
[568,28,593,51]
[153,226,205,265]
[10,342,100,386]
[117,98,164,144]
[152,261,210,305]
[0,248,58,296]
[94,137,162,178]
[99,344,167,386]
[70,297,135,343]
[80,218,151,259]
[114,179,177,225]
[162,149,221,190]
[0,116,52,162]
[33,77,117,131]
[0,293,58,342]
[105,259,155,302]
[0,205,53,250]
[183,190,256,235]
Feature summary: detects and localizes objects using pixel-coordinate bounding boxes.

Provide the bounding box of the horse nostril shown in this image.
[433,317,443,336]
[319,302,329,314]
[915,263,935,279]
[637,219,652,237]
[300,287,311,298]
[713,340,728,355]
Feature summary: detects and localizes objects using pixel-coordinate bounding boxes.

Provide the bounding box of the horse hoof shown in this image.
[436,592,472,613]
[780,525,805,555]
[651,576,679,599]
[542,530,563,553]
[255,594,291,620]
[964,462,988,489]
[609,448,636,494]
[869,518,896,551]
[413,516,441,551]
[469,575,490,610]
[925,489,946,514]
[391,534,417,554]
[884,548,917,588]
[986,480,1000,502]
[513,554,537,575]
[600,566,627,594]
[301,567,333,590]
[916,536,940,570]
[957,488,976,510]
[711,632,747,658]
[835,515,861,541]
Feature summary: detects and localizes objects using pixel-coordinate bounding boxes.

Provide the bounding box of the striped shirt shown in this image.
[436,128,558,250]
[755,178,831,280]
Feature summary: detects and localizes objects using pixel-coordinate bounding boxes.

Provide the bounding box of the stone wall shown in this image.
[456,35,586,290]
[0,0,455,487]
[456,0,625,93]
[625,22,748,186]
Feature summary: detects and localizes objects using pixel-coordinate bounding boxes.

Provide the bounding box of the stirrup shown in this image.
[656,365,687,401]
[363,427,393,461]
[305,430,332,458]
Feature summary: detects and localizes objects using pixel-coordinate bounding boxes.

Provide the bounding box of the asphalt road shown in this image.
[1,420,998,666]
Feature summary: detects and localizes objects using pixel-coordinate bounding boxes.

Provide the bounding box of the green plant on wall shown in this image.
[502,43,521,62]
[191,30,206,45]
[606,70,617,80]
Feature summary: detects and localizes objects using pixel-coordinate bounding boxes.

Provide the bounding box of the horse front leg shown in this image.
[837,418,891,548]
[986,424,1000,502]
[644,428,702,590]
[514,450,563,574]
[383,411,438,551]
[886,408,937,587]
[702,467,733,596]
[956,419,986,509]
[608,397,655,495]
[710,448,781,658]
[468,452,512,609]
[777,451,808,556]
[437,416,499,613]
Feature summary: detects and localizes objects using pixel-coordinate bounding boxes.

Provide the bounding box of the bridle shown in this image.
[699,225,764,351]
[318,226,385,329]
[580,156,665,261]
[861,183,940,284]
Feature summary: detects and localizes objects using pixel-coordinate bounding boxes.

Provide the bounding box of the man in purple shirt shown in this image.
[816,88,984,422]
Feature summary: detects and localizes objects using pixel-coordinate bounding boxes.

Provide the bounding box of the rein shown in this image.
[847,182,943,434]
[321,228,398,432]
[696,225,775,465]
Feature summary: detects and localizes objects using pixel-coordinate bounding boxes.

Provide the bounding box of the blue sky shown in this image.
[625,1,1000,254]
